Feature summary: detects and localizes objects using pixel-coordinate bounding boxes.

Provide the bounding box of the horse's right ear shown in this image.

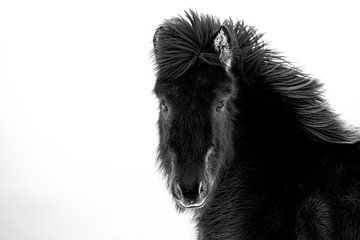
[153,26,164,61]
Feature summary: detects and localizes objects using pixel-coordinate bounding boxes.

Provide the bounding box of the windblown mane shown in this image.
[153,10,360,144]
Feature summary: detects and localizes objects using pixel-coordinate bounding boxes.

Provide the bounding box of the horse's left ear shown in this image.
[214,26,232,71]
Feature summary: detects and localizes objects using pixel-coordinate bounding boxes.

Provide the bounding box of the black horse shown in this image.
[152,10,360,240]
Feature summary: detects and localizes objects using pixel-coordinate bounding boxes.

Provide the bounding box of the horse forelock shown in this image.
[153,10,226,81]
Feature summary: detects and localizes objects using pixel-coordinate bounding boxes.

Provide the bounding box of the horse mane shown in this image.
[153,10,360,144]
[255,53,359,144]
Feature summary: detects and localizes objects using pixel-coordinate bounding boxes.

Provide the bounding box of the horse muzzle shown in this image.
[173,180,209,209]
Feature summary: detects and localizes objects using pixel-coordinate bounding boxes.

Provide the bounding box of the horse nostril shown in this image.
[199,181,208,196]
[174,181,183,200]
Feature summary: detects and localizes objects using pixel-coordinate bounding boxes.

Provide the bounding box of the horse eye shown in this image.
[160,100,168,112]
[216,100,225,112]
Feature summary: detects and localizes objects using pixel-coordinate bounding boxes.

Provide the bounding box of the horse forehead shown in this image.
[175,75,218,100]
[174,88,213,108]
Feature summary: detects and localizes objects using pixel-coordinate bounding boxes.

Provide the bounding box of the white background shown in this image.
[0,0,359,239]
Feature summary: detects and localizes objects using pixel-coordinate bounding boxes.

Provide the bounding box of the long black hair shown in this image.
[152,10,360,239]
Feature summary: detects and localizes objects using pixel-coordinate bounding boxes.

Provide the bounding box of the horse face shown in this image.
[155,66,236,210]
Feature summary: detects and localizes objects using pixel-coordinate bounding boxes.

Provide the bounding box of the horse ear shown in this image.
[214,26,232,70]
[153,26,164,61]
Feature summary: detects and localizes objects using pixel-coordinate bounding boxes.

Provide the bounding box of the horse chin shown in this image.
[176,197,208,210]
